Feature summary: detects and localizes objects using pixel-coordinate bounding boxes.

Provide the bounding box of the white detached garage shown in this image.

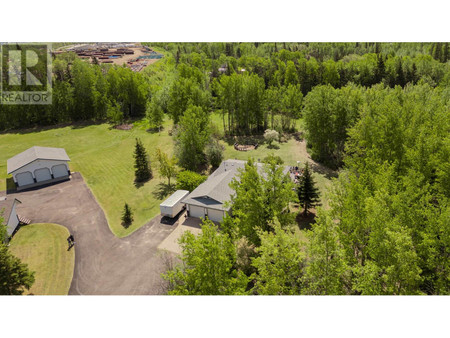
[7,146,71,190]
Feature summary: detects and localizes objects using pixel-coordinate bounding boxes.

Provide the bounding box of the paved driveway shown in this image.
[3,173,177,295]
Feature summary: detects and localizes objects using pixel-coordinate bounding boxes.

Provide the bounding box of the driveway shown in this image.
[3,172,178,295]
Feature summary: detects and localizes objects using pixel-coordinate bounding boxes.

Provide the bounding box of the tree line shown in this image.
[162,82,450,295]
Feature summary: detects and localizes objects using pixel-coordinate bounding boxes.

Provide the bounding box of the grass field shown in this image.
[0,119,174,237]
[8,223,75,295]
[0,113,332,238]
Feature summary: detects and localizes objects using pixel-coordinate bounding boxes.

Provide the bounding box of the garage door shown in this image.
[206,209,224,223]
[189,205,205,219]
[52,164,68,178]
[34,168,52,182]
[16,171,34,186]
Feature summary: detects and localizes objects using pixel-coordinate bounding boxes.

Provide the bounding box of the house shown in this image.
[7,146,71,190]
[0,197,22,238]
[182,159,291,223]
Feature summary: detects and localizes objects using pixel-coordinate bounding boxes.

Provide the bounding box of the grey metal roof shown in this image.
[7,146,70,174]
[160,190,189,208]
[182,159,291,210]
[0,198,21,236]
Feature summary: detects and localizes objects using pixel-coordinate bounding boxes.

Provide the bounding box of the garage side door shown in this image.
[16,171,34,186]
[207,209,224,223]
[189,205,205,219]
[52,164,68,178]
[34,168,52,182]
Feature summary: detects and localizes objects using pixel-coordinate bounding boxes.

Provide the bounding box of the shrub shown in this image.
[176,171,207,192]
[264,129,279,146]
[262,154,284,165]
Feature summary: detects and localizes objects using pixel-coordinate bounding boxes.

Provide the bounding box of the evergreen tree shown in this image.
[396,59,406,87]
[121,203,133,227]
[297,162,321,216]
[134,138,152,182]
[375,53,385,83]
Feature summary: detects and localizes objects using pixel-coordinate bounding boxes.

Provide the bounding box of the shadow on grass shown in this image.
[152,182,176,200]
[267,143,280,150]
[146,126,164,134]
[296,210,317,231]
[309,162,338,180]
[134,175,153,189]
[121,221,132,229]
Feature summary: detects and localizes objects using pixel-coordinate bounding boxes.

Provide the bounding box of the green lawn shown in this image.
[0,113,332,238]
[211,113,332,210]
[8,223,75,295]
[0,119,174,237]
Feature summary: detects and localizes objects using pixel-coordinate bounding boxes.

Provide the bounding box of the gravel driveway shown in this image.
[3,172,177,295]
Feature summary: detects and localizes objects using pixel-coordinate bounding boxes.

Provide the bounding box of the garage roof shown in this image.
[7,146,70,174]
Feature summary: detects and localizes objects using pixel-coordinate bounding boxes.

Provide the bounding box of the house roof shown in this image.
[182,159,291,211]
[7,146,70,174]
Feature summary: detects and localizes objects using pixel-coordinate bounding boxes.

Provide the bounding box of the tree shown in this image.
[134,138,152,182]
[175,170,207,192]
[0,215,35,295]
[167,77,210,125]
[205,138,224,168]
[297,162,321,216]
[155,148,178,186]
[146,100,164,132]
[106,100,123,126]
[303,210,348,295]
[264,129,279,147]
[162,219,248,295]
[284,60,299,86]
[121,203,133,227]
[251,219,304,295]
[229,158,296,246]
[174,105,210,170]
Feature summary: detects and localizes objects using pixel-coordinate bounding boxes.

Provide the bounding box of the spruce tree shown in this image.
[297,162,321,216]
[134,138,152,182]
[396,59,406,87]
[121,203,133,227]
[375,53,385,83]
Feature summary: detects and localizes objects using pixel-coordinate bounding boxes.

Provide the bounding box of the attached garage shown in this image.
[52,164,69,178]
[189,205,205,219]
[34,167,52,182]
[206,209,225,223]
[7,146,71,190]
[15,171,34,187]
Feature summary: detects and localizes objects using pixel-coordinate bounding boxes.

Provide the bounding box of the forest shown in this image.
[1,42,449,295]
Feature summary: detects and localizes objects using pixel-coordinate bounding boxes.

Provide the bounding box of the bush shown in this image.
[176,171,207,192]
[206,139,225,168]
[264,129,279,146]
[262,154,284,165]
